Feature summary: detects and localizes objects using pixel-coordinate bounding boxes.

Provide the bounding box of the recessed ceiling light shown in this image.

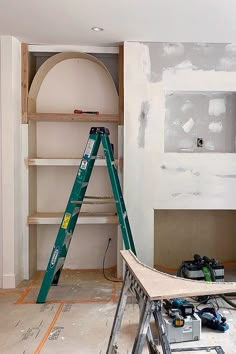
[91,27,104,32]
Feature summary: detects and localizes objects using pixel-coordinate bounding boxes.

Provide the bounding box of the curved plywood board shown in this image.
[28,52,118,114]
[121,250,236,300]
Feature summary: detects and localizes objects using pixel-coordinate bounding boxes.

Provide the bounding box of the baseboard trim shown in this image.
[2,272,22,288]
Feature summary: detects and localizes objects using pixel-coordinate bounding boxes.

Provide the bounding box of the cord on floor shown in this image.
[103,238,122,283]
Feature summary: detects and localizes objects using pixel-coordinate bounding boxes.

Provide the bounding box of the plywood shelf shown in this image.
[28,212,118,225]
[28,112,119,123]
[27,158,118,166]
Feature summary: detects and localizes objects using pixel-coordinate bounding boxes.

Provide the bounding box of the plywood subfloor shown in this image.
[0,269,236,353]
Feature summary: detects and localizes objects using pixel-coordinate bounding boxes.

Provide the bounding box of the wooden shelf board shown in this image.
[28,212,118,225]
[28,112,119,123]
[27,158,118,166]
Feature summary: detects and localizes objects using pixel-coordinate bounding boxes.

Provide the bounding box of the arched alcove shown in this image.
[28,52,118,114]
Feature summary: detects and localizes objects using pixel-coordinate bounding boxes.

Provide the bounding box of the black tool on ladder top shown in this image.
[37,127,136,303]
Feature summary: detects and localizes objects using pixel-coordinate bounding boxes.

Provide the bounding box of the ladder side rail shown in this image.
[101,134,136,255]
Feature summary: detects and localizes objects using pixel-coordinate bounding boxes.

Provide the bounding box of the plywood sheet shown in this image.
[121,250,236,300]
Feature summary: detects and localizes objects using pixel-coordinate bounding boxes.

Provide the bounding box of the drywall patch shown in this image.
[181,100,193,112]
[182,118,194,133]
[192,171,200,176]
[178,138,193,151]
[142,44,152,81]
[144,42,236,85]
[161,165,200,177]
[225,44,236,53]
[137,101,150,148]
[192,191,201,196]
[176,167,186,173]
[208,98,226,116]
[208,121,223,133]
[163,43,184,56]
[216,174,236,179]
[173,119,181,126]
[172,193,182,197]
[219,57,236,70]
[174,60,197,70]
[205,140,215,151]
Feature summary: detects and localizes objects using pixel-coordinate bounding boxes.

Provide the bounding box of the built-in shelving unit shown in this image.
[22,45,124,278]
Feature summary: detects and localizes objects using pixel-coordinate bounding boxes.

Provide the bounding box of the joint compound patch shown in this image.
[181,100,193,112]
[61,213,71,229]
[84,139,95,157]
[208,98,226,116]
[138,101,150,148]
[80,159,88,170]
[208,121,223,133]
[182,118,194,133]
[50,247,59,268]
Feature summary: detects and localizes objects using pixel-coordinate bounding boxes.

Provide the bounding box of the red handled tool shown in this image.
[74,109,99,115]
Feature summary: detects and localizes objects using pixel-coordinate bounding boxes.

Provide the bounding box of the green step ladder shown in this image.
[37,127,136,303]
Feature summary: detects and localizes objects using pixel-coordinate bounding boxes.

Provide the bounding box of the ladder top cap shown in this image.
[90,127,110,135]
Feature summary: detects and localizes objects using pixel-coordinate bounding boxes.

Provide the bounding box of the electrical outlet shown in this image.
[197,138,203,147]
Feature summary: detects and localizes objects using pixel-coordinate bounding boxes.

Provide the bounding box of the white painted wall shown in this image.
[124,42,236,267]
[0,36,22,288]
[34,57,119,269]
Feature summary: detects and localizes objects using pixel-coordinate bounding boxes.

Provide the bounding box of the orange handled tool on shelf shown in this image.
[74,109,99,115]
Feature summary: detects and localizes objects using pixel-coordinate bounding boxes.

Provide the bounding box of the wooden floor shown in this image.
[0,269,236,353]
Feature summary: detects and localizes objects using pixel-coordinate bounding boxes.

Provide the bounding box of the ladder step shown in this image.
[84,196,114,199]
[71,200,116,204]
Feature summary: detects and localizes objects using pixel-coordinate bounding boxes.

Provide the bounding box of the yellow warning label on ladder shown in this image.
[61,213,71,229]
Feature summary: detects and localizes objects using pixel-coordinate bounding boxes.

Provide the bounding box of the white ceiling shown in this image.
[0,0,236,46]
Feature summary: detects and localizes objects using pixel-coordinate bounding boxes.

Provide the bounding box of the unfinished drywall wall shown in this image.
[124,42,236,267]
[35,57,119,269]
[0,36,22,287]
[154,210,236,268]
[165,92,236,152]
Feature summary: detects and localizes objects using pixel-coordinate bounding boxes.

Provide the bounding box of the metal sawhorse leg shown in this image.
[106,267,170,354]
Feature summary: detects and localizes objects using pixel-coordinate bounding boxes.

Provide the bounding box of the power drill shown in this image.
[163,298,195,327]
